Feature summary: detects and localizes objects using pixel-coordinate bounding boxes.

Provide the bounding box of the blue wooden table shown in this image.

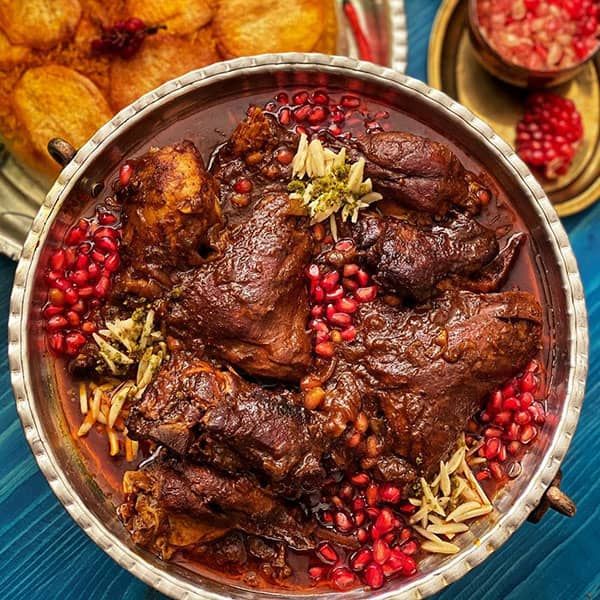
[1,2,599,598]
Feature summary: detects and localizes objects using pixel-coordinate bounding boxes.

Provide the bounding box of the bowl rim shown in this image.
[8,53,588,599]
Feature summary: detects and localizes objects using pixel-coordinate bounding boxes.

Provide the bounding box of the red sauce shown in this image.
[52,88,550,592]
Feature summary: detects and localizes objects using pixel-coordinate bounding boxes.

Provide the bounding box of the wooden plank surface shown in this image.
[1,1,598,597]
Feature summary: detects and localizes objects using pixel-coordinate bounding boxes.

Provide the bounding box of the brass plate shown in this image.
[428,0,600,217]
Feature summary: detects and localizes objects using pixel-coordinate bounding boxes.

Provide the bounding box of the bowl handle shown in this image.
[47,138,76,167]
[528,469,576,523]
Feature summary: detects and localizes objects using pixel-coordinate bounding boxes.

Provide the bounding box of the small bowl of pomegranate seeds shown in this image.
[468,0,600,87]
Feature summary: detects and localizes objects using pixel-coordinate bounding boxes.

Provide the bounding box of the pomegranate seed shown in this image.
[379,483,401,504]
[334,511,354,533]
[331,567,355,590]
[507,440,521,455]
[75,253,90,270]
[292,91,309,105]
[98,212,117,225]
[321,271,340,291]
[350,473,370,487]
[507,421,521,441]
[322,510,333,524]
[502,382,517,399]
[81,321,96,334]
[278,108,292,126]
[335,297,358,314]
[341,95,361,109]
[397,502,417,514]
[294,105,311,122]
[343,277,359,292]
[484,437,501,460]
[48,332,65,353]
[308,106,328,124]
[354,510,366,526]
[48,288,65,307]
[366,484,379,506]
[65,311,80,327]
[47,315,68,331]
[94,276,111,298]
[325,287,344,302]
[315,341,335,358]
[357,528,369,543]
[355,286,378,303]
[503,396,520,411]
[399,527,412,542]
[514,410,532,425]
[373,508,395,538]
[96,236,117,253]
[316,542,338,564]
[489,461,504,481]
[356,269,370,286]
[312,286,325,303]
[312,90,329,105]
[353,496,366,511]
[529,402,546,424]
[233,178,252,194]
[341,326,356,342]
[308,566,326,579]
[65,228,84,246]
[49,249,66,271]
[476,469,491,481]
[70,299,86,313]
[119,163,133,187]
[329,312,352,328]
[520,424,538,444]
[519,372,537,392]
[494,411,513,426]
[92,250,105,263]
[43,305,63,318]
[104,253,120,273]
[402,540,418,555]
[78,286,94,298]
[401,555,417,576]
[490,390,503,412]
[65,331,86,356]
[350,547,372,572]
[276,149,293,165]
[64,288,79,305]
[276,92,289,104]
[363,562,384,590]
[484,426,503,438]
[498,442,508,462]
[373,539,391,565]
[366,507,380,520]
[343,263,360,277]
[311,305,324,318]
[70,270,89,286]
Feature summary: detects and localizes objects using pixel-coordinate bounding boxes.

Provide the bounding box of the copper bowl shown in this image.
[9,54,588,599]
[467,0,600,87]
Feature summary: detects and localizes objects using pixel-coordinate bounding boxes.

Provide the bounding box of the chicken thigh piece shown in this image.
[115,140,222,298]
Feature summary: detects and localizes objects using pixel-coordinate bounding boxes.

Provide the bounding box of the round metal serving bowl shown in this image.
[8,54,588,599]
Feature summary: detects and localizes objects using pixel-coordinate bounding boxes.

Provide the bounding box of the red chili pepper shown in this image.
[343,0,374,63]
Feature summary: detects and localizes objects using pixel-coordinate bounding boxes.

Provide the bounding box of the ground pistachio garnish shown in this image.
[408,434,493,555]
[77,308,169,460]
[289,133,383,238]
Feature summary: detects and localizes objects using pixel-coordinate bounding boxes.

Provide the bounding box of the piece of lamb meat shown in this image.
[126,352,329,487]
[337,290,542,480]
[167,192,313,381]
[349,210,503,301]
[114,140,222,299]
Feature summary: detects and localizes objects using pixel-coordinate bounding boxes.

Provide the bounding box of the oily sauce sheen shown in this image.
[54,88,547,591]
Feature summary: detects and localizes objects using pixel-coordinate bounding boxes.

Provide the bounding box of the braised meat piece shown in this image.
[119,455,317,559]
[351,211,501,301]
[327,131,486,216]
[167,192,312,381]
[115,141,222,299]
[338,290,542,479]
[127,352,329,485]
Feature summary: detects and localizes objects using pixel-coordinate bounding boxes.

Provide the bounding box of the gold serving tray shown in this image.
[428,0,600,217]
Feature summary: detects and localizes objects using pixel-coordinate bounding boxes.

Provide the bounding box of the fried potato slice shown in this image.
[214,0,324,58]
[12,65,111,173]
[109,31,219,110]
[312,0,338,54]
[0,0,82,50]
[0,29,30,69]
[125,0,213,35]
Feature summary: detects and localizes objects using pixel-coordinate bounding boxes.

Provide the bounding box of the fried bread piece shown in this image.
[0,0,82,49]
[0,30,30,69]
[214,0,324,58]
[312,0,338,54]
[125,0,212,35]
[109,31,219,109]
[12,65,111,173]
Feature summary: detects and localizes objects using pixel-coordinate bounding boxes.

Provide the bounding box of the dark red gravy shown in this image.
[53,88,549,591]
